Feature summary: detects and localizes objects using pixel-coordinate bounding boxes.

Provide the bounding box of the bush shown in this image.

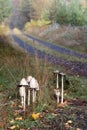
[24,19,51,31]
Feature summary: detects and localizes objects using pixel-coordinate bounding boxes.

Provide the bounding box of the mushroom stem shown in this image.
[54,70,60,89]
[57,73,59,89]
[57,95,59,103]
[54,89,60,103]
[21,96,24,109]
[32,89,36,103]
[19,86,26,111]
[61,75,64,103]
[34,90,36,102]
[28,89,30,105]
[21,94,26,111]
[60,73,65,103]
[24,93,26,111]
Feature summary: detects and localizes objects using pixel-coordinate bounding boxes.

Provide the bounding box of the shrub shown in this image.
[24,19,51,31]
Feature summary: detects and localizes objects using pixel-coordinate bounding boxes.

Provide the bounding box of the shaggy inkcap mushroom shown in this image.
[20,78,28,86]
[27,76,33,83]
[27,76,39,103]
[27,76,39,90]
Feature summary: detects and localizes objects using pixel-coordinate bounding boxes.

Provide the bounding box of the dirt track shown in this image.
[12,33,87,77]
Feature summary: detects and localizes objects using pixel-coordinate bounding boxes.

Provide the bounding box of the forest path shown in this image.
[11,31,87,77]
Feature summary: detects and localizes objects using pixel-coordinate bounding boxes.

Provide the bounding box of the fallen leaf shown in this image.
[9,119,15,124]
[67,120,72,124]
[8,125,16,130]
[15,117,23,121]
[0,122,5,127]
[31,113,40,120]
[57,103,65,108]
[18,105,23,108]
[2,111,7,116]
[8,125,19,130]
[76,128,82,130]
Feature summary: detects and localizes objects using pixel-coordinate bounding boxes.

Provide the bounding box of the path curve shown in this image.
[12,34,87,77]
[24,33,87,59]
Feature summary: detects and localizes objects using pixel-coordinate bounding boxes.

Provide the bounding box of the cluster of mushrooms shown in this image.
[18,70,65,111]
[18,76,39,111]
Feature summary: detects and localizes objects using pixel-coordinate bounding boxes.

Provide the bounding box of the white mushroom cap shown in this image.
[27,76,33,82]
[54,70,60,74]
[20,78,28,86]
[60,72,66,76]
[27,76,39,90]
[35,80,39,90]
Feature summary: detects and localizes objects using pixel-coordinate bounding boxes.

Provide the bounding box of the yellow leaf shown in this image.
[76,128,82,130]
[31,113,40,120]
[15,117,23,121]
[8,125,16,130]
[57,103,65,108]
[9,119,15,124]
[67,120,72,124]
[18,105,23,108]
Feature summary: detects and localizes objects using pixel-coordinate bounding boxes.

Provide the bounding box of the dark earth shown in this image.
[28,99,87,130]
